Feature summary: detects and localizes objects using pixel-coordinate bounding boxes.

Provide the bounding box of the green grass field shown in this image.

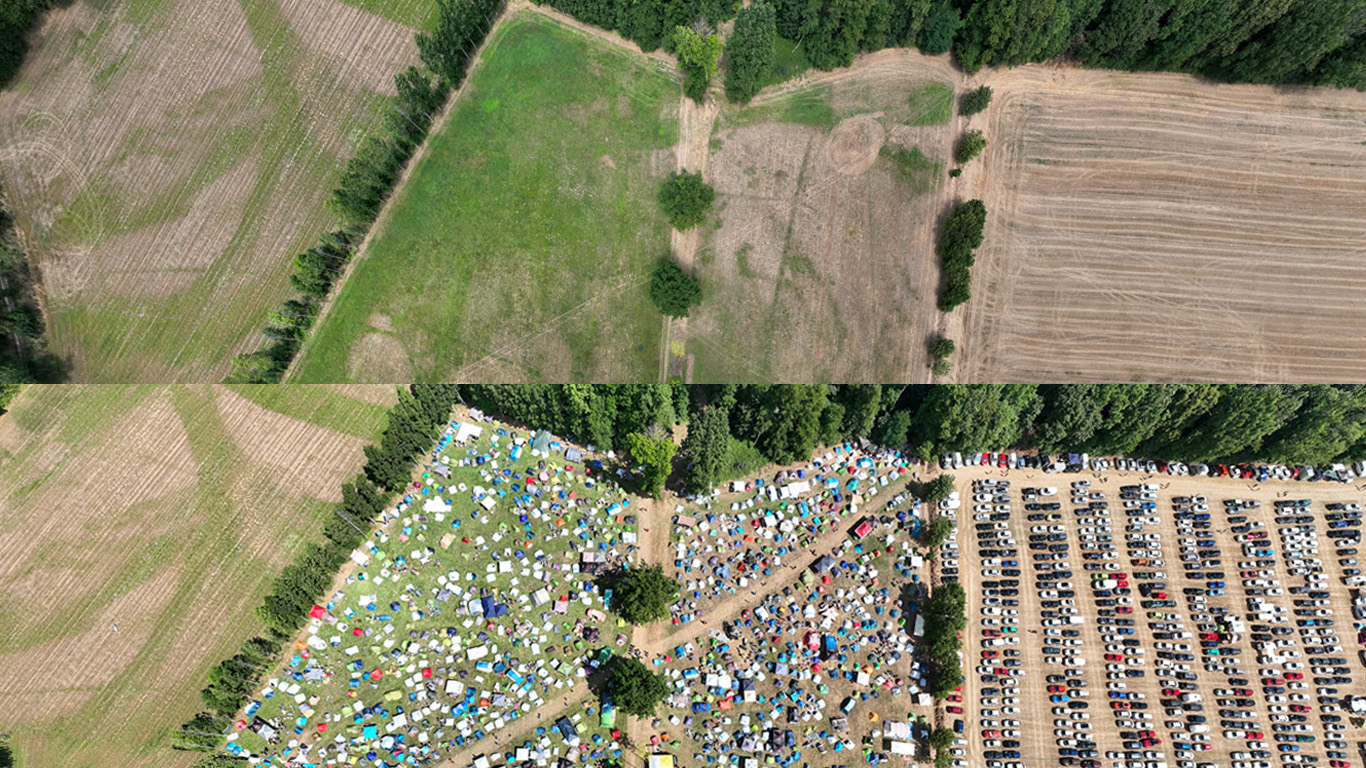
[293,12,680,382]
[0,385,393,768]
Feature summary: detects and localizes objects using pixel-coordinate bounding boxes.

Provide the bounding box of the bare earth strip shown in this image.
[959,66,1366,382]
[0,384,391,768]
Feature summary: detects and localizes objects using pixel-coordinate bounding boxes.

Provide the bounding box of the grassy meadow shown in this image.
[293,12,680,382]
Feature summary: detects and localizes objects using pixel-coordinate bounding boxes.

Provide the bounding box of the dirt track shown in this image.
[958,65,1366,382]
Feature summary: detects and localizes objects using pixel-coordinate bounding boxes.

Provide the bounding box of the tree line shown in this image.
[540,0,1366,98]
[921,580,967,699]
[0,182,66,387]
[175,385,462,752]
[533,0,738,53]
[934,199,985,312]
[461,385,1366,499]
[227,0,504,383]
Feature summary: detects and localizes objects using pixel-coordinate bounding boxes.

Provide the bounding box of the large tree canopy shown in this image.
[609,657,672,716]
[613,564,681,624]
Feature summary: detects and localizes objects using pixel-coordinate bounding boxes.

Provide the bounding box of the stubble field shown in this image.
[685,52,958,382]
[957,67,1366,382]
[0,0,418,381]
[0,384,395,768]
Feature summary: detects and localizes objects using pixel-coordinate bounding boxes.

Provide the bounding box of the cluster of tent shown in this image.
[226,413,638,766]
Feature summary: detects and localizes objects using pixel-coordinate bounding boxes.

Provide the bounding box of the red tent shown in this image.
[422,668,433,679]
[309,605,326,619]
[353,627,365,636]
[372,669,384,679]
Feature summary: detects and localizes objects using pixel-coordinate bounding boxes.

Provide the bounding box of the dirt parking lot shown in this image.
[948,464,1366,768]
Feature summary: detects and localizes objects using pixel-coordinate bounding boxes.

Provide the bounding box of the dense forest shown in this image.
[0,0,57,88]
[534,0,1366,90]
[0,182,65,386]
[464,384,1366,494]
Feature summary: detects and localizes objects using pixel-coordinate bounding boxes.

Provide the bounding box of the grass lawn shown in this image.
[0,385,391,768]
[294,12,680,382]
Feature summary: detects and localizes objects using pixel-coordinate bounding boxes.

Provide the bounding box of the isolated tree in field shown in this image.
[925,514,954,549]
[955,130,987,163]
[959,85,992,115]
[674,25,722,101]
[624,432,678,498]
[682,405,731,493]
[614,564,681,624]
[930,337,955,361]
[609,657,672,716]
[929,727,956,753]
[725,2,777,103]
[923,473,955,503]
[649,258,703,317]
[659,170,715,230]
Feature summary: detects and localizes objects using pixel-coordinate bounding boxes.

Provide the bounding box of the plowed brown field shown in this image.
[0,384,393,768]
[957,66,1366,382]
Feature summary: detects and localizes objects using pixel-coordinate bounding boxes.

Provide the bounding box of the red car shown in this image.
[983,629,1001,637]
[984,730,1001,739]
[1264,678,1285,686]
[947,694,963,703]
[1162,688,1181,697]
[1048,685,1067,693]
[1112,702,1131,710]
[1201,633,1219,641]
[1247,731,1264,739]
[982,650,999,658]
[1234,688,1253,696]
[998,454,1008,468]
[1290,704,1311,712]
[946,706,962,714]
[1106,654,1124,662]
[1117,607,1134,614]
[1286,672,1304,680]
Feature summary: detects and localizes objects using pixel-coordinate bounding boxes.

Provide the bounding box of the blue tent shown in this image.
[481,596,496,618]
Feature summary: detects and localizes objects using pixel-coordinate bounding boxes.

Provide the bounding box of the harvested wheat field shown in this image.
[958,66,1366,382]
[0,384,395,768]
[685,51,959,382]
[0,0,419,381]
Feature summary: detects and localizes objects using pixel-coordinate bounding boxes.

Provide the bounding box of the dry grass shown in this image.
[0,384,391,768]
[958,66,1366,382]
[686,50,958,382]
[0,0,418,381]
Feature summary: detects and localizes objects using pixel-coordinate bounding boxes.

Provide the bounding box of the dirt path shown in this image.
[431,681,591,768]
[660,89,719,384]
